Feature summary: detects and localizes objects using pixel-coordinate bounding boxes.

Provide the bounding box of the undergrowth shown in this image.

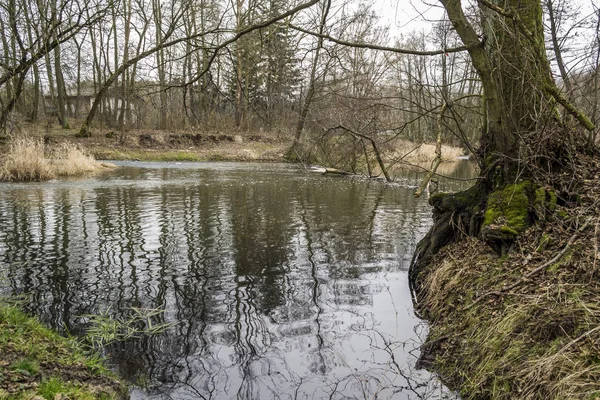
[416,153,600,399]
[0,301,126,399]
[0,137,110,181]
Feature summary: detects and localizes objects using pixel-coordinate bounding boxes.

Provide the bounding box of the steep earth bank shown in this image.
[411,153,600,399]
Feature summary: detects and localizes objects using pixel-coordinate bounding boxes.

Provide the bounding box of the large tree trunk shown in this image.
[443,0,552,169]
[411,0,595,289]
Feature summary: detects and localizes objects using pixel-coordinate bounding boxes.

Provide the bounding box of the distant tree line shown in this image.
[0,0,598,161]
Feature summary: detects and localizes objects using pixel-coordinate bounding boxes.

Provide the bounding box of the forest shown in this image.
[0,0,595,171]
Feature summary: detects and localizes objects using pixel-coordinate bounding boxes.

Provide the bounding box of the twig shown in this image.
[391,159,484,181]
[465,218,592,310]
[294,148,309,174]
[555,324,600,356]
[415,103,447,198]
[326,125,392,182]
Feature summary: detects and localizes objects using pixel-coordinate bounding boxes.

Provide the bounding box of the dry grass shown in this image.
[417,164,600,400]
[419,234,600,399]
[387,139,465,164]
[0,137,107,181]
[50,142,106,176]
[0,137,54,181]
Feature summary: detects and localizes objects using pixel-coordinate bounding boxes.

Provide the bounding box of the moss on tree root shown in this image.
[410,183,489,292]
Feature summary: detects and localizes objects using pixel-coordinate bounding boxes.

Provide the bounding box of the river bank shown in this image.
[412,154,600,399]
[0,125,467,171]
[1,127,291,164]
[0,302,126,399]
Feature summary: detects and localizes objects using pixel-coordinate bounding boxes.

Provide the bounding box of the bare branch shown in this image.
[289,23,469,56]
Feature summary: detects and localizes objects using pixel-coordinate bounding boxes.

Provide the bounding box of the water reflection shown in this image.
[0,162,471,399]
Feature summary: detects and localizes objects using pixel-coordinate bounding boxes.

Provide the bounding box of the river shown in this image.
[0,161,473,399]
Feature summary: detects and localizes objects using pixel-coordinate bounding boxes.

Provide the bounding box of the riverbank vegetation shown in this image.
[0,127,467,180]
[0,137,110,181]
[414,155,600,399]
[0,301,126,399]
[1,0,600,397]
[407,0,600,398]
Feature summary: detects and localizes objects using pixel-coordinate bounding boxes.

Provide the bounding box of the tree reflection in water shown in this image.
[0,162,469,399]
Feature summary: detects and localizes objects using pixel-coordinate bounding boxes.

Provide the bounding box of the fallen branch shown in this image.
[326,125,392,182]
[555,324,600,356]
[323,167,352,176]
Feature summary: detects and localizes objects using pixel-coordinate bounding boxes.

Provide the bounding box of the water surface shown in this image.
[0,161,471,399]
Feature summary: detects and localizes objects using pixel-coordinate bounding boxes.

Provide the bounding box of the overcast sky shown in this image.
[373,0,596,38]
[370,0,597,72]
[376,0,444,32]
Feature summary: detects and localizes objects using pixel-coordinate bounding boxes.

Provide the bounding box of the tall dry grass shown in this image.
[0,137,54,181]
[0,137,105,181]
[388,139,465,164]
[50,143,104,177]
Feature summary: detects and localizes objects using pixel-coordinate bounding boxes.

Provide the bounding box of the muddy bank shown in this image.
[411,155,600,399]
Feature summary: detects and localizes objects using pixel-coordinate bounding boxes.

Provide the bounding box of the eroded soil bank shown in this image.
[0,124,466,167]
[1,129,292,163]
[411,154,600,399]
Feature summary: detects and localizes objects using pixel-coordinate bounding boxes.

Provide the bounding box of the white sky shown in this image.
[371,0,597,74]
[376,0,444,32]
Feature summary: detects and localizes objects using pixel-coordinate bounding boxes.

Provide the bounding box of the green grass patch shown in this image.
[0,303,126,399]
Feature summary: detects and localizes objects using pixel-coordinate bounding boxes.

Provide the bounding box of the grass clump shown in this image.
[50,142,106,177]
[0,137,109,182]
[0,137,53,181]
[0,302,126,399]
[83,306,177,349]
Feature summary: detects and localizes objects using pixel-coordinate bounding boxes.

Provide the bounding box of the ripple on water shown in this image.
[0,162,472,400]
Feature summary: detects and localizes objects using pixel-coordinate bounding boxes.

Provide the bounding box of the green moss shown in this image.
[534,187,546,206]
[499,225,519,236]
[483,181,533,235]
[556,210,569,219]
[430,184,486,214]
[548,191,558,210]
[534,187,558,218]
[536,234,550,252]
[429,191,448,204]
[548,248,575,272]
